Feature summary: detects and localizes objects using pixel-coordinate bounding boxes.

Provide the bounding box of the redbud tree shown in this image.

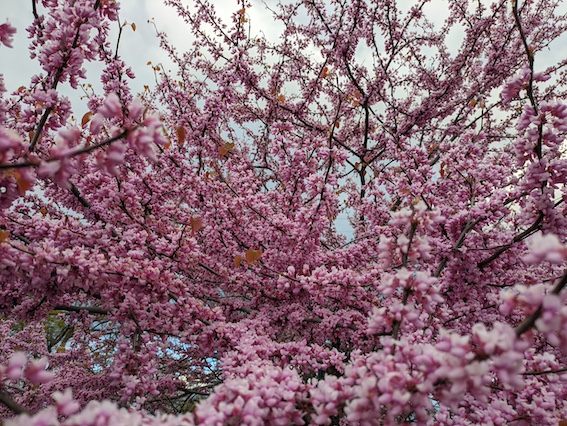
[1,0,567,424]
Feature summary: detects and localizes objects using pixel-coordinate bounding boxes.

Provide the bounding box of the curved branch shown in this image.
[0,389,29,415]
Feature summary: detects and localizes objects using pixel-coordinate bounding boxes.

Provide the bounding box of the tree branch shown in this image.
[515,269,567,336]
[1,130,129,171]
[0,389,29,415]
[54,305,109,315]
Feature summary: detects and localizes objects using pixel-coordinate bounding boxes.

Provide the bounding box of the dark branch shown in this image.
[0,390,29,415]
[54,305,109,315]
[516,269,567,336]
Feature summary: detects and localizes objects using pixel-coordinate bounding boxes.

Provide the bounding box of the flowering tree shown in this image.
[1,0,567,424]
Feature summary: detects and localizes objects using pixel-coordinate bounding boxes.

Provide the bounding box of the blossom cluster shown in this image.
[1,0,567,424]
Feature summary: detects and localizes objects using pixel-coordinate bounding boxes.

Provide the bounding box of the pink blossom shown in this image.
[0,22,16,48]
[98,93,123,120]
[24,357,55,385]
[53,388,80,416]
[524,233,567,264]
[1,0,567,424]
[5,352,27,380]
[0,126,22,163]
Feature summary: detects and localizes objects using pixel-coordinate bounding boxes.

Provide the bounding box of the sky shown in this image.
[0,0,460,111]
[2,1,306,101]
[1,0,566,240]
[2,0,565,110]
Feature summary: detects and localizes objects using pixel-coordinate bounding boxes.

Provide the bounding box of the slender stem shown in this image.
[392,220,418,340]
[477,212,543,269]
[523,367,567,376]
